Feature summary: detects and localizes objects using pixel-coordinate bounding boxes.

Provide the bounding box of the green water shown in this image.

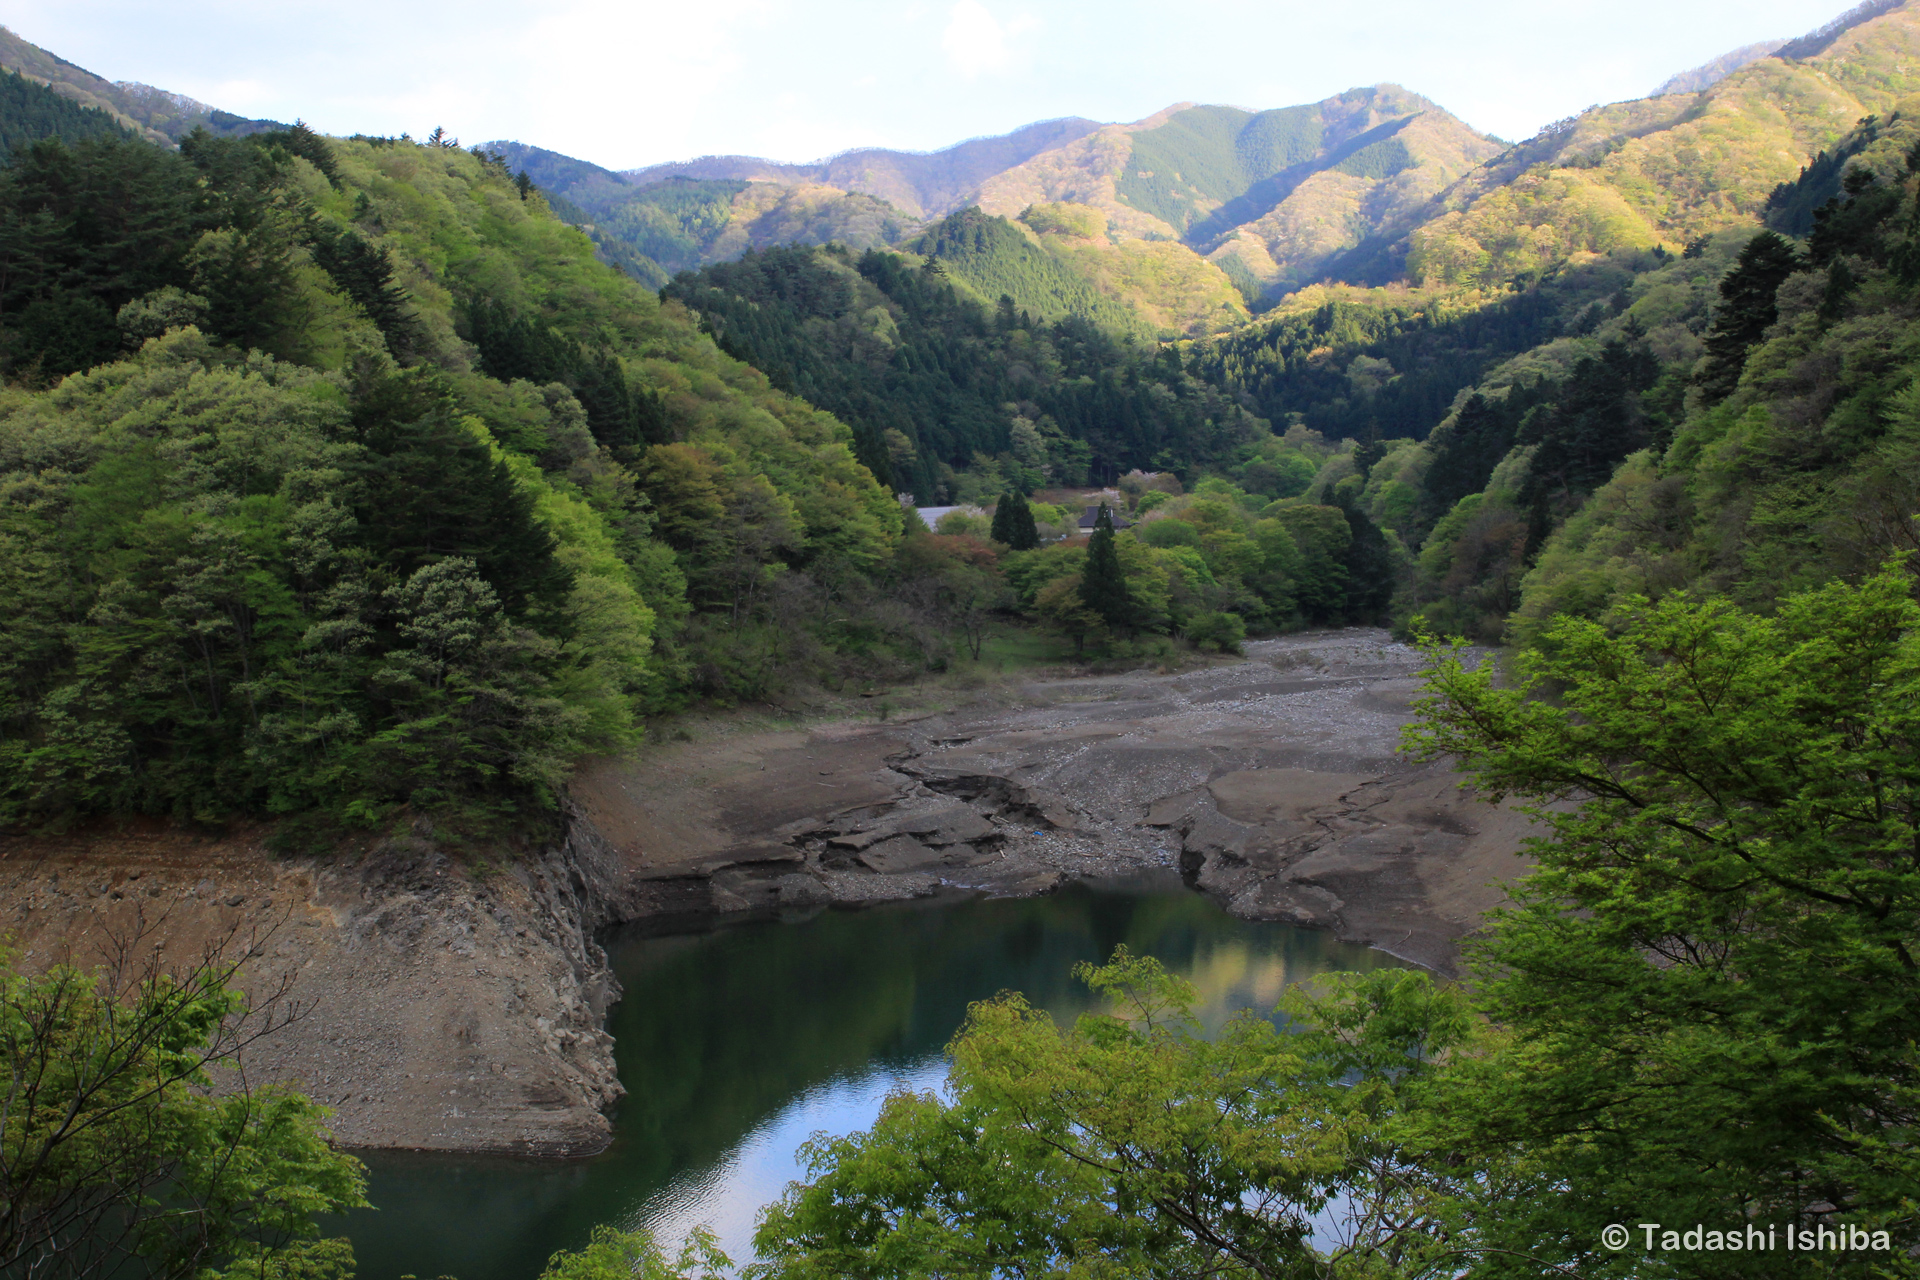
[338,872,1401,1278]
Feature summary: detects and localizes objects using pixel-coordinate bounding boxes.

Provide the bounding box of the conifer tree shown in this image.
[1079,503,1133,632]
[1695,231,1801,403]
[989,491,1039,548]
[1006,490,1039,550]
[990,493,1015,545]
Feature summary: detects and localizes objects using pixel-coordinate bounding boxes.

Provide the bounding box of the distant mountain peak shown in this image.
[1653,41,1787,96]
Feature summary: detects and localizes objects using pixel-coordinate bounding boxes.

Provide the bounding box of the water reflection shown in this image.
[340,872,1400,1279]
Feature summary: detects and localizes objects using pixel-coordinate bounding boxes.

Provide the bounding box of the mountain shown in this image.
[971,88,1505,302]
[0,24,283,145]
[493,141,918,289]
[1329,0,1920,289]
[1652,39,1786,95]
[493,87,1498,334]
[619,116,1104,221]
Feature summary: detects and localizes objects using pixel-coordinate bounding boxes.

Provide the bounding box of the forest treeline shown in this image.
[0,113,1398,841]
[661,230,1265,502]
[1289,106,1920,644]
[0,120,914,836]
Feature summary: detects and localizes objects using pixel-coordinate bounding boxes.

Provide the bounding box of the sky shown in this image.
[5,0,1866,171]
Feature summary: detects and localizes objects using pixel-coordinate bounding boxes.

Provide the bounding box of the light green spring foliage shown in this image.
[1403,565,1920,1274]
[0,133,903,828]
[750,950,1480,1280]
[0,952,367,1280]
[538,1225,729,1280]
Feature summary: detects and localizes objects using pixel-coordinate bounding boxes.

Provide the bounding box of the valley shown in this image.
[1,0,1917,1274]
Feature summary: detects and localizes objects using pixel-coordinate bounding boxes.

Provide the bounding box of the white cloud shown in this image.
[941,0,1037,79]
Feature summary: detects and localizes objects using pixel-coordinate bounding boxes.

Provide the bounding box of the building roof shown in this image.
[1078,505,1131,530]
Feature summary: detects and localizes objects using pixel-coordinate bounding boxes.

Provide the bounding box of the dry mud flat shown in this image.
[575,628,1536,974]
[0,629,1534,1155]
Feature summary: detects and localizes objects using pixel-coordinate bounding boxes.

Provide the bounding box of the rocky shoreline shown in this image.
[1,629,1534,1157]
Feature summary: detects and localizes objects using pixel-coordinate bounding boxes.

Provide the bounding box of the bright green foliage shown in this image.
[1406,568,1920,1272]
[539,1225,729,1280]
[0,950,367,1280]
[751,951,1481,1280]
[0,334,648,827]
[1184,608,1246,653]
[0,125,913,826]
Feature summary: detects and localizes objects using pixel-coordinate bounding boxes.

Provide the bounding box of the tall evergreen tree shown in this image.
[1079,503,1133,633]
[1006,491,1040,550]
[989,491,1040,549]
[1695,231,1802,404]
[989,493,1016,545]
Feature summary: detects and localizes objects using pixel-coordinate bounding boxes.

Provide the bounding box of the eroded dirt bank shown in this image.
[0,629,1533,1154]
[0,816,641,1155]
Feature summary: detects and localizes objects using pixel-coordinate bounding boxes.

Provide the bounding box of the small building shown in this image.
[1078,505,1131,531]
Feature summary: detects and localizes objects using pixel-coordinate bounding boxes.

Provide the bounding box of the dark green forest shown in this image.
[662,231,1264,500]
[0,69,133,155]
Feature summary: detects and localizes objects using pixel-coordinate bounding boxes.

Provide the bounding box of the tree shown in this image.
[989,490,1039,550]
[539,1226,728,1280]
[1034,574,1102,654]
[1079,503,1134,632]
[0,923,367,1280]
[752,951,1483,1279]
[1695,230,1801,404]
[1405,566,1920,1271]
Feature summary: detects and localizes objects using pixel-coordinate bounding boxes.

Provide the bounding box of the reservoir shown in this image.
[339,872,1402,1278]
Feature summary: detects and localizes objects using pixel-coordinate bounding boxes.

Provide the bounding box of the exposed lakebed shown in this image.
[338,872,1401,1278]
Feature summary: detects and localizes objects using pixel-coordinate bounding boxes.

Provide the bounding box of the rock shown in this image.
[858,836,945,874]
[890,806,996,846]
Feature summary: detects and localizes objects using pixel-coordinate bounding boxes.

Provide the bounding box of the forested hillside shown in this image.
[0,124,914,834]
[0,67,133,153]
[661,232,1264,501]
[1332,0,1920,287]
[1225,101,1916,646]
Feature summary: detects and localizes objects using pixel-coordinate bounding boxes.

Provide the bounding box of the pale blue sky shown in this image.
[7,0,1862,170]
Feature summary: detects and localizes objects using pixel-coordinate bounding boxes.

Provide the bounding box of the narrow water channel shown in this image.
[338,872,1402,1279]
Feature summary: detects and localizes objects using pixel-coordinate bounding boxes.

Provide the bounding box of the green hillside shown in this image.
[662,235,1264,501]
[973,88,1504,303]
[1323,0,1920,289]
[0,125,913,832]
[1213,103,1917,648]
[0,24,283,144]
[911,207,1145,334]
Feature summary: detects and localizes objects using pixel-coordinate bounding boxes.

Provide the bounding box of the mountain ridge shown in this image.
[0,24,284,144]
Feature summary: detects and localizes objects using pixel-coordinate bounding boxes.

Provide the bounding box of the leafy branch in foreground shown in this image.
[0,913,367,1280]
[750,950,1491,1279]
[1405,563,1920,1275]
